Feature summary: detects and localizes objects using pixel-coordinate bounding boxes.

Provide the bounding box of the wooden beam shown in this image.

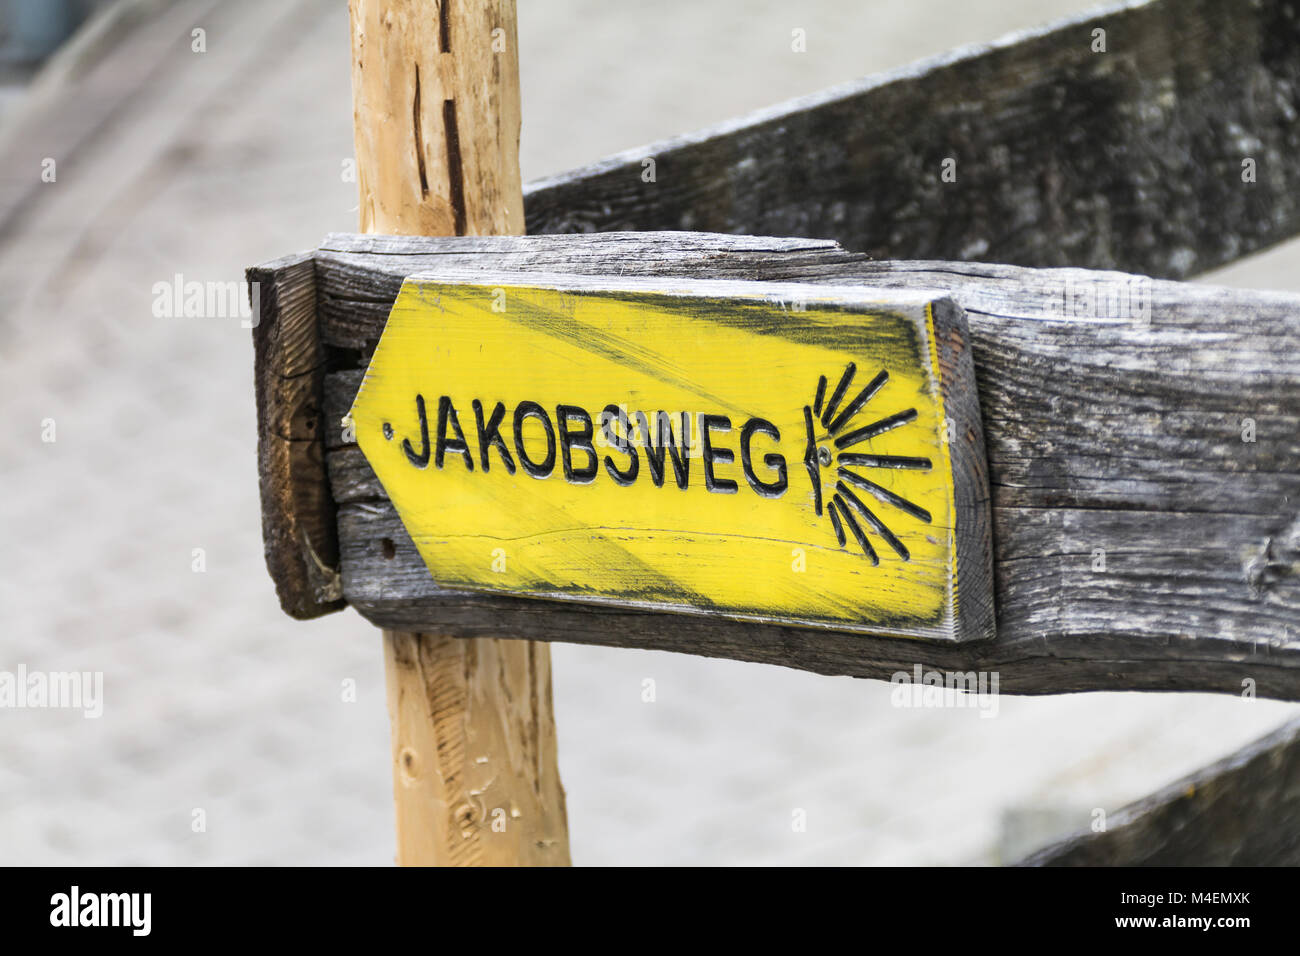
[1015,717,1300,865]
[523,0,1300,280]
[250,230,1300,698]
[348,0,568,866]
[247,250,343,620]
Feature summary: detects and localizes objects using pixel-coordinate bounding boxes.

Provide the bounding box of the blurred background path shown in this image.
[1,0,1297,865]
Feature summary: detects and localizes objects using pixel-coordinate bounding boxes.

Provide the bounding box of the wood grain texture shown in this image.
[383,628,568,866]
[522,0,1300,280]
[292,232,1300,698]
[1015,717,1300,865]
[246,250,343,619]
[344,273,994,642]
[349,0,522,236]
[930,296,994,648]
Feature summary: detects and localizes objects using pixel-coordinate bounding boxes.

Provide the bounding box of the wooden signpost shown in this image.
[344,274,992,641]
[249,0,1300,865]
[346,0,568,867]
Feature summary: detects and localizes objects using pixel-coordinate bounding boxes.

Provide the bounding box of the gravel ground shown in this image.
[0,0,1296,866]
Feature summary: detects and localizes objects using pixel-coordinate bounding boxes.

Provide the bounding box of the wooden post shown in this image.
[348,0,570,866]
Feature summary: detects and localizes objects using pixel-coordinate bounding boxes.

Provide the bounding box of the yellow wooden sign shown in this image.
[346,273,992,642]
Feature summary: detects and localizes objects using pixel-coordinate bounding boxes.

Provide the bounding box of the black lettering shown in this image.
[636,411,690,489]
[701,414,737,494]
[402,394,431,468]
[513,401,556,478]
[556,404,598,484]
[472,400,516,473]
[741,418,787,497]
[435,396,473,470]
[600,404,639,486]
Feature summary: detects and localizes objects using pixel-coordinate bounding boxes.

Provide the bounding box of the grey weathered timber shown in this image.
[248,250,344,619]
[1016,717,1300,865]
[523,0,1300,281]
[312,231,868,351]
[255,231,1300,699]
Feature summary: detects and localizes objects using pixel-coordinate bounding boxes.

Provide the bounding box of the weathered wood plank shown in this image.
[1015,717,1300,865]
[247,250,344,619]
[314,231,866,349]
[522,0,1300,280]
[294,232,1300,698]
[329,506,1300,697]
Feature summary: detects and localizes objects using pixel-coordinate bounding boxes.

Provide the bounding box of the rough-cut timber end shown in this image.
[248,251,344,619]
[931,296,995,643]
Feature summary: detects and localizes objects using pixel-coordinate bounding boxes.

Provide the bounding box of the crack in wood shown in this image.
[412,62,429,200]
[443,98,466,236]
